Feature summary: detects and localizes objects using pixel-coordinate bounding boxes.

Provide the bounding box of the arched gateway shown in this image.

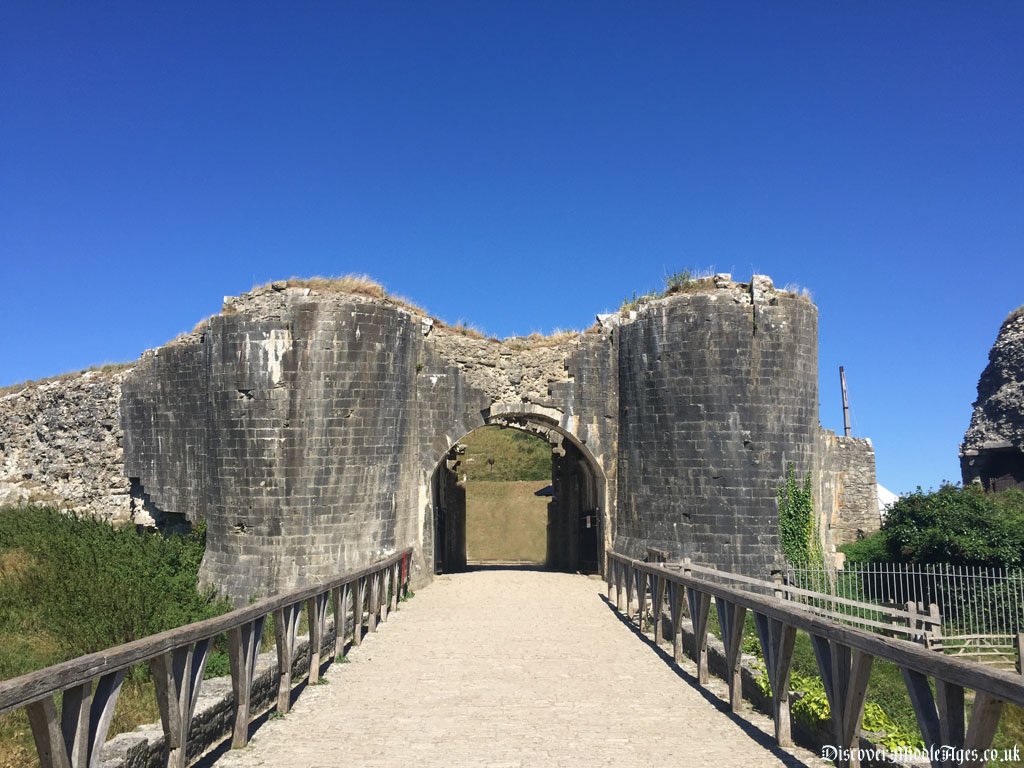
[115,275,878,602]
[432,405,607,575]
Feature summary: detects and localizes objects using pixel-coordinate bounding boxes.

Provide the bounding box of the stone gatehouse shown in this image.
[0,275,878,600]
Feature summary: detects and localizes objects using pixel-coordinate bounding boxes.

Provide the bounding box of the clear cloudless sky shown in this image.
[1,2,1022,496]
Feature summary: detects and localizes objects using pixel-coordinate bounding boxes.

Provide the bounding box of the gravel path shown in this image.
[212,569,831,768]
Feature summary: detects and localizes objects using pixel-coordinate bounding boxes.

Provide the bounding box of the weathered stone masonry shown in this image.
[0,276,877,600]
[962,306,1024,491]
[0,370,132,517]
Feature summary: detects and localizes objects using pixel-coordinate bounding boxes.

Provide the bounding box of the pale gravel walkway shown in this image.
[213,570,831,768]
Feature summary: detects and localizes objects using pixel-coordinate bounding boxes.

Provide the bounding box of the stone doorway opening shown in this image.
[431,423,603,576]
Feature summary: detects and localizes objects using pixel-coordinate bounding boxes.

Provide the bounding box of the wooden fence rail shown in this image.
[0,549,413,768]
[607,551,1024,768]
[667,559,943,641]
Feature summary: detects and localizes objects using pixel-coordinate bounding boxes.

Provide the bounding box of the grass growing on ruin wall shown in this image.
[0,506,232,768]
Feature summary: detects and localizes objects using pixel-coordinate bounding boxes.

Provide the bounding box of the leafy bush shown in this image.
[840,484,1024,568]
[839,531,888,564]
[0,506,231,669]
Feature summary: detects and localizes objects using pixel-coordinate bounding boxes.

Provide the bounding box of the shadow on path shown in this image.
[598,593,818,768]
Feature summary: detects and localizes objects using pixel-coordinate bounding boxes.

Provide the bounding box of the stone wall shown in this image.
[0,275,879,598]
[962,306,1024,491]
[0,369,133,520]
[816,431,879,548]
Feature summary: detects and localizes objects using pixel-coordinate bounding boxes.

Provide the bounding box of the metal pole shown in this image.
[840,366,852,437]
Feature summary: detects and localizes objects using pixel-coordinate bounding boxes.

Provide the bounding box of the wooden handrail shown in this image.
[668,559,928,625]
[607,550,1024,768]
[0,548,413,768]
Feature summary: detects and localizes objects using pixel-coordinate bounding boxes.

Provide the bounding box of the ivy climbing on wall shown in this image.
[777,463,822,567]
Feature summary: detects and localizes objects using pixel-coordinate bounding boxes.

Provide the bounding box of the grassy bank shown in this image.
[0,506,232,768]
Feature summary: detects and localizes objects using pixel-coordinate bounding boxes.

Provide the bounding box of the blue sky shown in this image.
[2,3,1021,495]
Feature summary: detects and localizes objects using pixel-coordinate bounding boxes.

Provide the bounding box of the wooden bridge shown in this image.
[2,552,1023,768]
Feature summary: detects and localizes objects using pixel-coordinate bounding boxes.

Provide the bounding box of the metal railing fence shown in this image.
[787,561,1024,669]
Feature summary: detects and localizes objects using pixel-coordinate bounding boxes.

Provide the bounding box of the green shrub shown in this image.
[839,531,888,564]
[879,485,1024,567]
[0,506,231,673]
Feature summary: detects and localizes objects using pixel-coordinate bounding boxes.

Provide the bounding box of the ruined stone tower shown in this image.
[962,306,1024,491]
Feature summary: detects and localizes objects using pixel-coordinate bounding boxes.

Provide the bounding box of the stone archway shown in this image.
[430,404,608,576]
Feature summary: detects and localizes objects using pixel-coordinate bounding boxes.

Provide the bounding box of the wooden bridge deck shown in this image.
[211,570,830,768]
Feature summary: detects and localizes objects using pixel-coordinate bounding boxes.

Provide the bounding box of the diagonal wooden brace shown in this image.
[272,603,302,715]
[151,638,211,768]
[687,586,712,685]
[811,636,873,768]
[25,668,126,768]
[753,612,796,746]
[715,598,748,712]
[332,583,351,659]
[306,591,330,684]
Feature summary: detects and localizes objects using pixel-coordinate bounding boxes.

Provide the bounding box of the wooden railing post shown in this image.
[227,616,265,748]
[715,598,748,712]
[391,562,401,611]
[905,600,921,644]
[379,569,390,625]
[624,563,635,618]
[368,573,380,634]
[635,570,649,632]
[686,586,711,685]
[615,560,626,611]
[352,577,365,646]
[753,612,796,746]
[332,583,350,659]
[151,639,211,767]
[653,574,667,644]
[925,603,943,651]
[25,669,126,768]
[667,581,685,663]
[273,603,301,714]
[306,592,329,685]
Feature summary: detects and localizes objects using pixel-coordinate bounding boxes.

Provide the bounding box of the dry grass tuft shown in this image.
[0,550,34,583]
[434,319,491,340]
[250,275,431,316]
[0,362,134,397]
[280,274,388,299]
[110,675,162,741]
[780,283,814,302]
